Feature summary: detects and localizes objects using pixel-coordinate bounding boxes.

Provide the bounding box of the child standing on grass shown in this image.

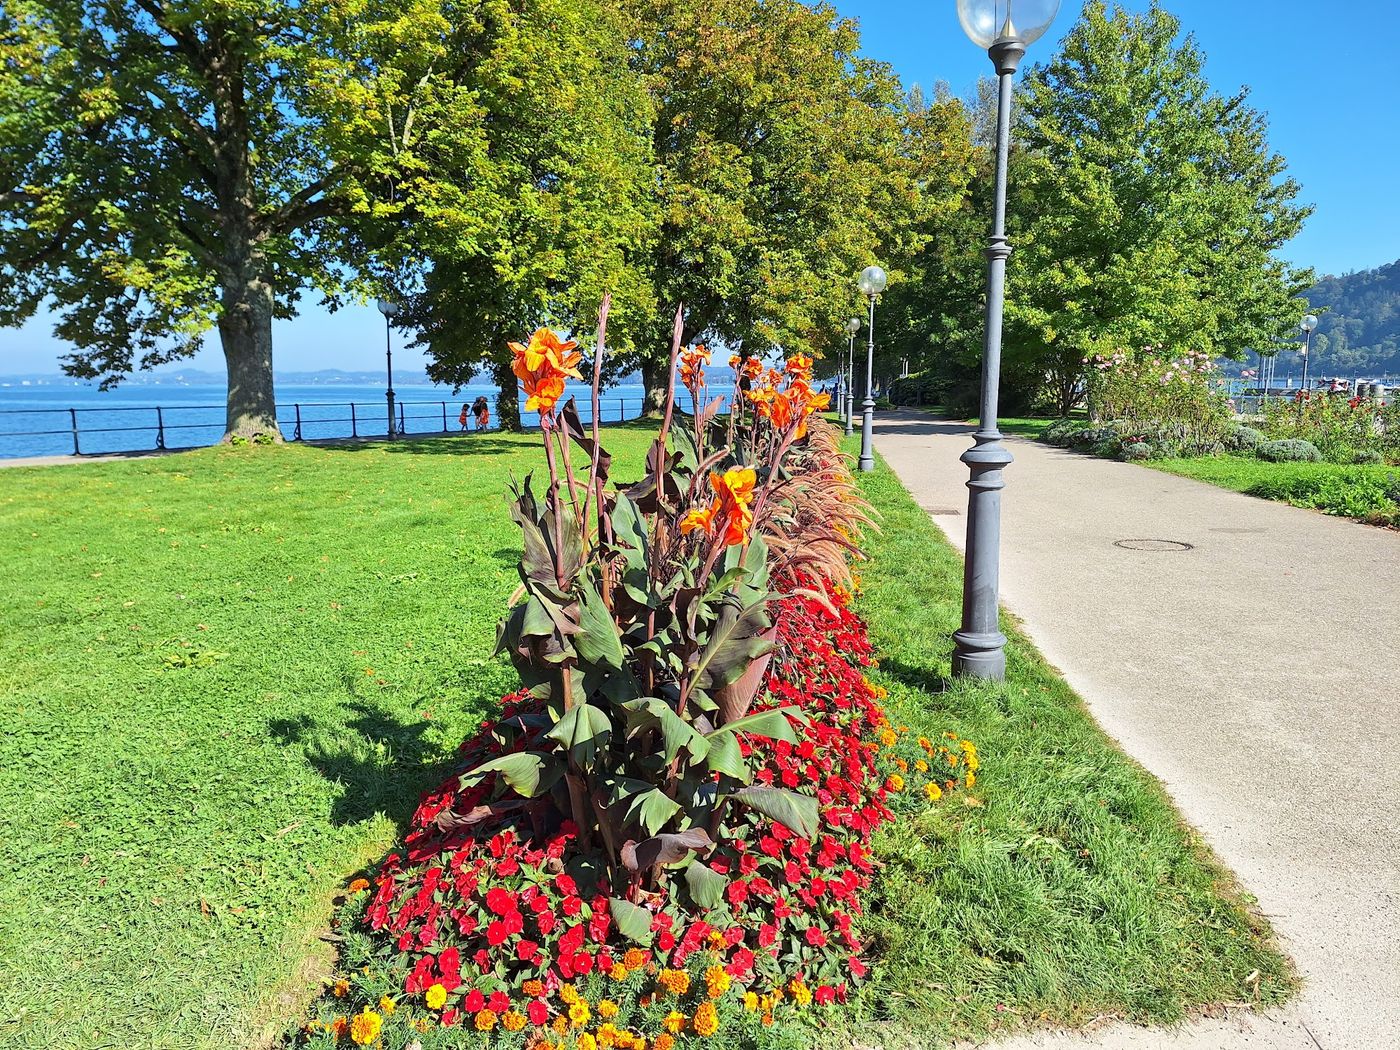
[472,396,491,431]
[458,403,470,431]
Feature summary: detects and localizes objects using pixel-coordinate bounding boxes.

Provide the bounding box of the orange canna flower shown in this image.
[678,344,711,389]
[508,328,583,413]
[680,467,756,547]
[785,353,814,382]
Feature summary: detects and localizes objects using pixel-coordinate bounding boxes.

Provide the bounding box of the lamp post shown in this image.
[952,0,1059,681]
[856,266,887,471]
[845,317,861,434]
[1300,313,1318,394]
[377,297,400,438]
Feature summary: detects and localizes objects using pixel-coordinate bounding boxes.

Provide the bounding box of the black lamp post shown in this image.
[952,0,1060,681]
[857,266,887,471]
[377,298,400,438]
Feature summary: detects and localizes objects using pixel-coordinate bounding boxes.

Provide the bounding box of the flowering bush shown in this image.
[295,299,977,1049]
[1081,347,1232,455]
[1261,393,1398,464]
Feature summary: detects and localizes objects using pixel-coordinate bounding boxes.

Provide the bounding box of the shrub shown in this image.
[1247,472,1399,519]
[1353,449,1384,465]
[1262,392,1393,461]
[1257,439,1322,462]
[1226,424,1264,452]
[1121,442,1153,461]
[1081,346,1233,449]
[1092,439,1122,459]
[1039,419,1080,447]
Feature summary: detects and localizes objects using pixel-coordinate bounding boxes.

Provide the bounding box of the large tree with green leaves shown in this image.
[1006,0,1313,412]
[621,0,968,412]
[394,0,658,432]
[0,0,507,441]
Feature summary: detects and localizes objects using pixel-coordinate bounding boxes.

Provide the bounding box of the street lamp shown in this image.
[857,265,887,471]
[845,317,861,434]
[377,297,400,438]
[953,0,1060,682]
[1300,313,1318,393]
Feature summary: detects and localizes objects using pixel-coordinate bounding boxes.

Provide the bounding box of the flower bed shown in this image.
[296,302,976,1048]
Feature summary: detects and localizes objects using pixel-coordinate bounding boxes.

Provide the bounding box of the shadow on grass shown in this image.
[269,690,456,833]
[320,435,528,457]
[872,654,954,700]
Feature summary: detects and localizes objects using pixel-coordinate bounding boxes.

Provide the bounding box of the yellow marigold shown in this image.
[663,1010,686,1034]
[657,969,691,996]
[552,1015,569,1034]
[924,782,943,802]
[654,1035,676,1050]
[623,948,648,970]
[425,983,447,1010]
[577,1034,598,1050]
[743,991,759,1012]
[475,1009,497,1032]
[789,979,812,1007]
[569,1000,592,1027]
[348,877,370,893]
[599,999,620,1019]
[704,966,730,999]
[706,931,727,950]
[352,1013,386,1050]
[502,1010,526,1032]
[332,978,350,998]
[523,979,544,997]
[597,1022,621,1049]
[914,759,929,773]
[560,985,580,1005]
[887,774,905,792]
[413,1016,431,1033]
[966,771,977,789]
[878,728,897,747]
[692,1002,720,1037]
[609,963,628,981]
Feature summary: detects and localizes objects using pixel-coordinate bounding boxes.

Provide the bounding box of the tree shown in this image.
[622,0,956,412]
[0,0,484,441]
[393,0,657,432]
[1008,0,1314,413]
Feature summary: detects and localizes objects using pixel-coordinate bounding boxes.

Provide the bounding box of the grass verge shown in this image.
[1148,456,1399,525]
[0,426,1293,1049]
[832,449,1295,1046]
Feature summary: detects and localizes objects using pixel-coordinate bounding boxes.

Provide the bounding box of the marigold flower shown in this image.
[577,1034,598,1050]
[692,1001,720,1037]
[425,983,447,1010]
[924,782,942,802]
[378,995,396,1015]
[663,1010,686,1034]
[331,1017,349,1040]
[887,774,905,792]
[657,968,691,997]
[654,1035,676,1050]
[413,1016,431,1033]
[966,771,977,789]
[475,1009,497,1031]
[332,978,350,998]
[523,979,545,998]
[348,877,370,893]
[503,1010,527,1032]
[915,759,929,773]
[609,962,628,980]
[598,999,619,1019]
[508,328,583,413]
[704,965,731,999]
[894,758,908,772]
[559,985,580,1005]
[569,999,592,1027]
[917,736,932,751]
[789,978,812,1007]
[743,991,759,1012]
[552,1015,569,1034]
[623,948,648,970]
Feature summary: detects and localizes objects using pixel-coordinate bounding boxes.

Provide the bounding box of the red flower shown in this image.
[515,939,539,962]
[555,873,577,896]
[463,989,485,1013]
[488,991,510,1014]
[486,887,517,916]
[758,924,778,948]
[527,1000,549,1026]
[562,895,583,917]
[848,956,868,979]
[486,920,509,947]
[805,927,828,948]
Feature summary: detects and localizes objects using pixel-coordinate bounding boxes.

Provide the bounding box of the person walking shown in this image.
[472,396,491,431]
[458,403,470,432]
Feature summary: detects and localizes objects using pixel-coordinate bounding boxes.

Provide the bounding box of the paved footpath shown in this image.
[872,411,1400,1050]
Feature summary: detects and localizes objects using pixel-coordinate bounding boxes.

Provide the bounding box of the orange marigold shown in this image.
[692,1001,720,1037]
[347,877,370,893]
[523,979,545,998]
[622,948,648,970]
[502,1010,527,1032]
[654,1035,676,1050]
[475,1009,497,1032]
[657,968,691,997]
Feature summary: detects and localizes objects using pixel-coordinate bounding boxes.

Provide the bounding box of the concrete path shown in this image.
[872,411,1400,1050]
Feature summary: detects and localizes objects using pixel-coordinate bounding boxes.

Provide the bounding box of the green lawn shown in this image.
[0,427,1291,1050]
[1148,456,1399,525]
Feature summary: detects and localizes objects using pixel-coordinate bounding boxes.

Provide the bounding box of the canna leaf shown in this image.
[729,785,820,839]
[608,897,655,946]
[684,861,728,909]
[459,752,563,798]
[544,703,612,766]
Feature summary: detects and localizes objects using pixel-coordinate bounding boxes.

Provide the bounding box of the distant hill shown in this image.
[1307,259,1400,376]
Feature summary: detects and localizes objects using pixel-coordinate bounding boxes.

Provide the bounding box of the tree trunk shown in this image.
[218,272,282,442]
[640,353,668,418]
[491,355,522,432]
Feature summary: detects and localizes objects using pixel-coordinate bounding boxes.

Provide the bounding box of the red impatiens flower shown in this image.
[486,887,517,916]
[527,1000,549,1026]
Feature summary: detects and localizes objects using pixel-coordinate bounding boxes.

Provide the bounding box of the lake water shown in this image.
[0,381,653,459]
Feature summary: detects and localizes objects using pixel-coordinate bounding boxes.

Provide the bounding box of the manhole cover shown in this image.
[1114,538,1194,552]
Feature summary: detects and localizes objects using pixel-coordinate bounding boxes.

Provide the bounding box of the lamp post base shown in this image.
[845,394,855,436]
[952,434,1012,680]
[386,390,397,439]
[858,396,875,471]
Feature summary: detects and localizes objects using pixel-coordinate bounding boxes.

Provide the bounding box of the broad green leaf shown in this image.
[575,582,625,669]
[544,703,612,766]
[690,595,774,693]
[459,752,562,798]
[685,861,727,909]
[703,730,750,782]
[608,898,655,945]
[713,706,803,744]
[623,786,681,835]
[729,785,820,839]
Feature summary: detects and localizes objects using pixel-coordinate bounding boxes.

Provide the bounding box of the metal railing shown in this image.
[0,397,648,459]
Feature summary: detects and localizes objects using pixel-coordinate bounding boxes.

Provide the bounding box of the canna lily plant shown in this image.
[459,296,854,940]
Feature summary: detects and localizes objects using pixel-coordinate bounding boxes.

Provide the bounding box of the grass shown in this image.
[835,446,1294,1045]
[0,425,1292,1050]
[1148,456,1399,525]
[0,428,655,1050]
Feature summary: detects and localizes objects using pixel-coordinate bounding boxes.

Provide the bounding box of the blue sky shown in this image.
[4,0,1397,376]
